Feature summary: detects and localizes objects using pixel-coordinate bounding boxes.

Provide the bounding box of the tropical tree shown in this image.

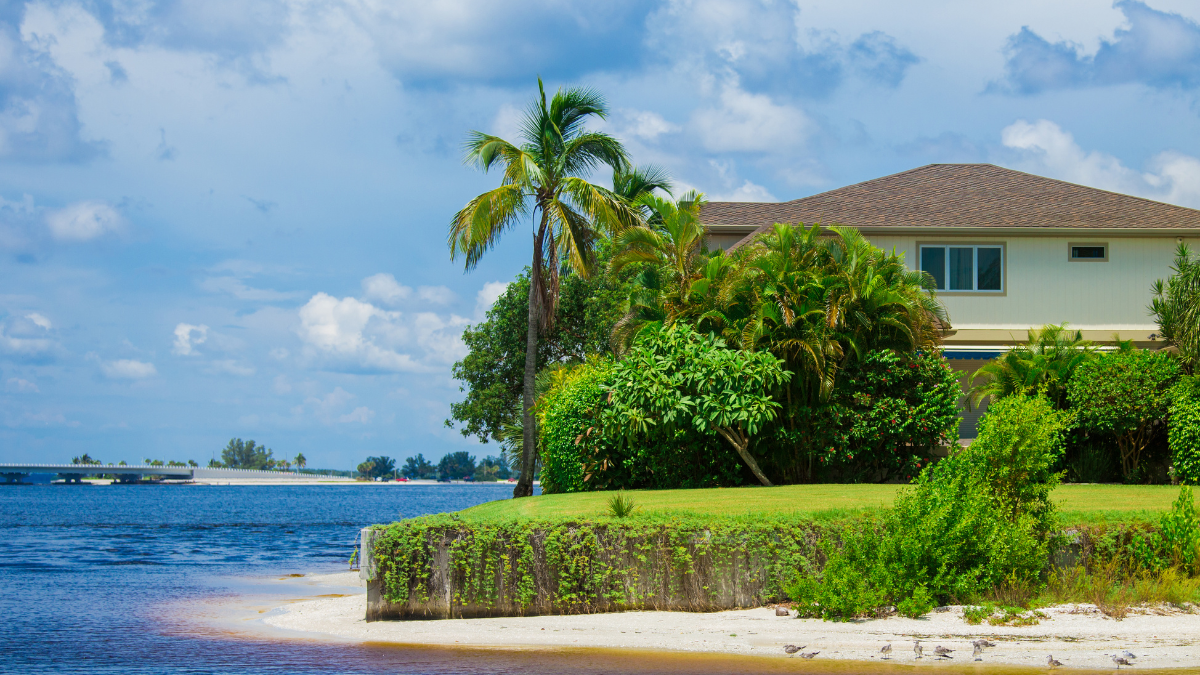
[967,324,1096,409]
[1151,242,1200,375]
[294,453,306,470]
[449,79,637,498]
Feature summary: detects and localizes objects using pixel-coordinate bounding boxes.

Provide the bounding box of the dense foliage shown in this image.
[601,324,791,486]
[770,349,961,483]
[401,454,436,479]
[537,360,612,494]
[1169,378,1200,485]
[1068,350,1180,480]
[219,438,276,470]
[968,324,1095,410]
[1152,243,1200,375]
[788,395,1068,619]
[438,451,477,480]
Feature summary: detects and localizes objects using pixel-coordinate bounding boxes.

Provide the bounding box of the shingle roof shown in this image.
[702,164,1200,245]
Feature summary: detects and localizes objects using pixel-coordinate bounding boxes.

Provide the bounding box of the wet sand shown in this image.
[258,572,1200,671]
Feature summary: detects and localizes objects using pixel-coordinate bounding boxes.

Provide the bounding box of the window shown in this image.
[919,244,1003,292]
[1069,243,1107,262]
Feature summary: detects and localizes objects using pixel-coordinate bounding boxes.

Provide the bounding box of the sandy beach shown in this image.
[259,572,1200,670]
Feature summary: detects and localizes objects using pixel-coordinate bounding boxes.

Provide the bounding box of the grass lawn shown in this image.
[460,483,1192,524]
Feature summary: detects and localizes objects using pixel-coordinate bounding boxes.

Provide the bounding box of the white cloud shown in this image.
[5,377,38,393]
[361,273,412,305]
[491,103,524,142]
[25,312,51,330]
[172,323,209,355]
[268,347,290,360]
[417,285,456,304]
[272,374,292,394]
[999,119,1200,208]
[209,359,255,376]
[101,359,157,379]
[297,292,419,372]
[200,276,301,301]
[339,406,375,424]
[691,84,811,153]
[475,280,509,318]
[709,179,777,202]
[620,109,681,141]
[45,201,123,242]
[292,386,373,425]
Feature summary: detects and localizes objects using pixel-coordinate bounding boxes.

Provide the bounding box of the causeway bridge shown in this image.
[0,464,355,484]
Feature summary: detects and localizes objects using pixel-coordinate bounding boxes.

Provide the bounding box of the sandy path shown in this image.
[257,573,1200,670]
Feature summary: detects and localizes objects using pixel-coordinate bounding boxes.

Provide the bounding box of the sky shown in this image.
[4,0,1200,469]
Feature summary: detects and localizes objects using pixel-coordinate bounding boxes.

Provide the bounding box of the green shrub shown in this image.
[1170,377,1200,485]
[1130,486,1200,575]
[789,395,1067,618]
[1068,349,1180,480]
[537,361,612,494]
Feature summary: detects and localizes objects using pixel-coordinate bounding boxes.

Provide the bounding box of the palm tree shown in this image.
[450,79,637,498]
[1151,242,1200,375]
[967,323,1095,409]
[294,453,306,471]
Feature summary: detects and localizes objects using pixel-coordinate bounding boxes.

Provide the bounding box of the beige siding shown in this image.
[868,234,1200,330]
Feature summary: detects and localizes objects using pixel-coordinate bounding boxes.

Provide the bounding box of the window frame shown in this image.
[1068,242,1108,262]
[917,241,1007,296]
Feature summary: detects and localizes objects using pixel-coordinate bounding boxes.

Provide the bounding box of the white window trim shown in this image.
[919,244,1005,293]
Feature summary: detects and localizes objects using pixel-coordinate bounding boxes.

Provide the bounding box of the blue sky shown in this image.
[3,0,1200,469]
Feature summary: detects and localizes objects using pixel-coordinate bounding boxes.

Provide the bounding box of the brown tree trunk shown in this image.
[715,425,773,486]
[513,277,539,498]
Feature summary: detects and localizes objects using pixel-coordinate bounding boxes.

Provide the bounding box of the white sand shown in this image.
[260,572,1200,670]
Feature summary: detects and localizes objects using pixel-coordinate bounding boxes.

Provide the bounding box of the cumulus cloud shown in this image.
[172,323,208,355]
[296,291,468,373]
[361,273,411,305]
[292,386,374,425]
[100,358,157,379]
[999,119,1200,208]
[5,377,38,393]
[0,312,57,363]
[709,179,777,202]
[619,109,681,141]
[691,84,811,153]
[475,280,509,318]
[343,0,648,84]
[25,312,50,329]
[45,201,123,242]
[417,285,455,305]
[995,1,1200,94]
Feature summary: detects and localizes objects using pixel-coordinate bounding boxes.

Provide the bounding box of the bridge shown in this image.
[0,464,355,484]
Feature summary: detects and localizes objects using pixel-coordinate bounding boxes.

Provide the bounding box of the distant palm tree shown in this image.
[1151,242,1200,375]
[294,453,306,471]
[450,79,637,498]
[967,324,1095,409]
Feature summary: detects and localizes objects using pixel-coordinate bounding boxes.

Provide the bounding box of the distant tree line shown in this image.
[209,438,306,471]
[356,451,515,481]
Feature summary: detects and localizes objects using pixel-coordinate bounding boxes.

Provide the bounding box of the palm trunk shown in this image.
[514,278,540,498]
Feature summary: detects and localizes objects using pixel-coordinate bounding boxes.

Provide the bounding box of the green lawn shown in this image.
[460,483,1191,524]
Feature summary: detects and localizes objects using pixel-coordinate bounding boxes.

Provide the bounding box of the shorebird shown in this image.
[934,645,955,658]
[800,651,820,659]
[1111,654,1134,669]
[1048,655,1063,669]
[1122,651,1138,660]
[880,643,892,659]
[973,644,983,661]
[973,638,997,648]
[783,645,804,656]
[914,640,924,659]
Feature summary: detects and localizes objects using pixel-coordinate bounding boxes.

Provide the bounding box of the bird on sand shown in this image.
[1111,654,1134,669]
[1048,655,1063,669]
[973,644,983,661]
[914,640,923,659]
[783,645,804,656]
[973,639,997,648]
[1122,651,1138,660]
[800,652,820,659]
[934,645,955,658]
[880,643,892,659]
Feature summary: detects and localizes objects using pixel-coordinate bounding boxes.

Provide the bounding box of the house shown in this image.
[701,163,1200,437]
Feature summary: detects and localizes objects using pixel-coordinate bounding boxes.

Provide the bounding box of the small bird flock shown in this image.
[779,639,1139,668]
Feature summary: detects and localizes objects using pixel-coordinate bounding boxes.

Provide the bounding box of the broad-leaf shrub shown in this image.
[788,395,1067,619]
[537,361,612,494]
[1068,350,1180,480]
[601,324,791,486]
[773,350,961,483]
[1169,377,1200,485]
[1130,486,1200,576]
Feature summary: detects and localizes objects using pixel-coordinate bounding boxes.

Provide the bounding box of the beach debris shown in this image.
[1048,655,1063,669]
[783,645,804,656]
[934,645,955,658]
[880,643,892,659]
[973,638,997,648]
[776,607,790,616]
[914,640,924,659]
[973,644,983,661]
[1111,654,1134,669]
[800,652,820,659]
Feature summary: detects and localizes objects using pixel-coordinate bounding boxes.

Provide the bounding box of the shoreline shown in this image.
[253,572,1200,671]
